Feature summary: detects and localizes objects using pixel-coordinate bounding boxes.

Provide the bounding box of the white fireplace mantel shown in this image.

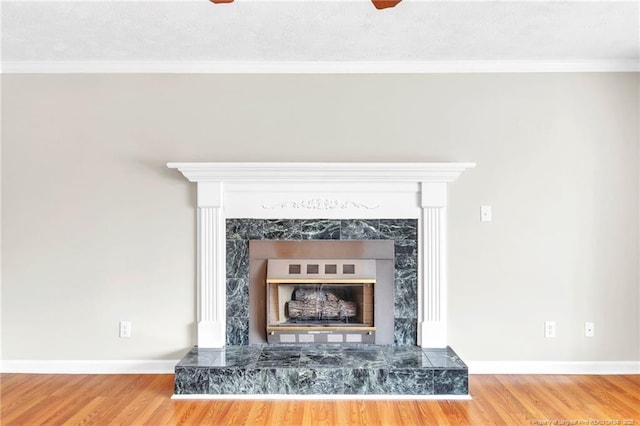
[168,162,475,348]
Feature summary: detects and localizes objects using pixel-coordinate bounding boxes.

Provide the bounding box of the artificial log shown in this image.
[293,288,338,302]
[287,300,357,319]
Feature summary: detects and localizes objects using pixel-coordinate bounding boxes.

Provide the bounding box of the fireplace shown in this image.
[247,239,397,345]
[167,162,475,349]
[266,259,376,344]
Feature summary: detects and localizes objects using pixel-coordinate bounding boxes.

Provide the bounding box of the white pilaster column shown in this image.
[197,182,226,348]
[418,182,448,348]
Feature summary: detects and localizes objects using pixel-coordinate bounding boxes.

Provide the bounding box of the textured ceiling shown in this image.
[1,1,639,72]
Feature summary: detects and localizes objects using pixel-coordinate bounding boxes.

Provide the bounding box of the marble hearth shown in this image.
[175,345,468,398]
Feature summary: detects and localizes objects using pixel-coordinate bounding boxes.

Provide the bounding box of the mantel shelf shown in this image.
[167,162,476,183]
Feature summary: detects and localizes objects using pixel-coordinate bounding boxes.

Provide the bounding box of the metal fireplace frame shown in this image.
[266,259,376,344]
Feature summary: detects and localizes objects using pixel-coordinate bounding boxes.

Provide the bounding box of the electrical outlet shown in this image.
[545,321,556,338]
[119,321,132,338]
[585,322,594,337]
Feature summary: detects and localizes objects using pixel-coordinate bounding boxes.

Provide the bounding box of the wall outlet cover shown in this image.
[545,321,556,338]
[585,322,594,337]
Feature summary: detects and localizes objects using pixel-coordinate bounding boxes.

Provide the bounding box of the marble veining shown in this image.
[264,219,301,240]
[226,317,249,346]
[387,368,434,395]
[340,219,380,240]
[255,350,301,368]
[226,219,264,241]
[300,219,341,240]
[256,369,299,394]
[298,351,345,368]
[394,319,418,346]
[379,219,417,241]
[298,368,345,394]
[177,346,259,368]
[175,345,468,396]
[226,218,419,346]
[226,240,249,279]
[175,367,209,395]
[226,278,249,319]
[209,368,256,394]
[394,268,418,319]
[394,238,417,256]
[384,346,432,369]
[424,347,468,369]
[339,348,388,368]
[395,253,417,271]
[344,369,388,395]
[433,369,468,395]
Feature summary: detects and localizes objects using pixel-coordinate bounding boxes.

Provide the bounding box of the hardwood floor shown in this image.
[1,373,639,425]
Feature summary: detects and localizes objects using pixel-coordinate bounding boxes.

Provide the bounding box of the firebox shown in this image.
[266,259,376,344]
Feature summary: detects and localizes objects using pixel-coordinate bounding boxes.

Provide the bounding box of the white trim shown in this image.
[467,361,640,375]
[2,60,638,74]
[3,359,638,375]
[166,162,476,183]
[172,394,472,401]
[0,359,179,374]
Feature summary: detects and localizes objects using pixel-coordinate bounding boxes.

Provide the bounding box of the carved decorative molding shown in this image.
[262,198,380,211]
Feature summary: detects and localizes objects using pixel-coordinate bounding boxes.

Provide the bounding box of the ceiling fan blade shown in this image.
[371,0,402,9]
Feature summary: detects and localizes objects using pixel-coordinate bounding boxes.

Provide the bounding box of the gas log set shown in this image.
[287,288,357,321]
[266,259,376,344]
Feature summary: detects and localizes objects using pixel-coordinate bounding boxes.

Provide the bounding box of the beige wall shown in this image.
[1,73,638,362]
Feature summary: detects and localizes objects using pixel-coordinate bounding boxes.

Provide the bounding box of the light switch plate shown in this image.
[480,205,492,222]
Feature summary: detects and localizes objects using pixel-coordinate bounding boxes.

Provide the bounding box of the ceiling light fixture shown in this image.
[209,0,402,9]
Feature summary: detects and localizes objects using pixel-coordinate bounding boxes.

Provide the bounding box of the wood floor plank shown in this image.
[497,375,565,422]
[1,373,639,425]
[0,393,52,425]
[476,375,531,424]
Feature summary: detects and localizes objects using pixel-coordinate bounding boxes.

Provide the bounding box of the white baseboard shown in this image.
[2,359,639,375]
[0,360,179,374]
[467,361,640,375]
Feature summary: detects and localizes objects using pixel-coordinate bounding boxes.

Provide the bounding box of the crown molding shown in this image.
[2,60,639,74]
